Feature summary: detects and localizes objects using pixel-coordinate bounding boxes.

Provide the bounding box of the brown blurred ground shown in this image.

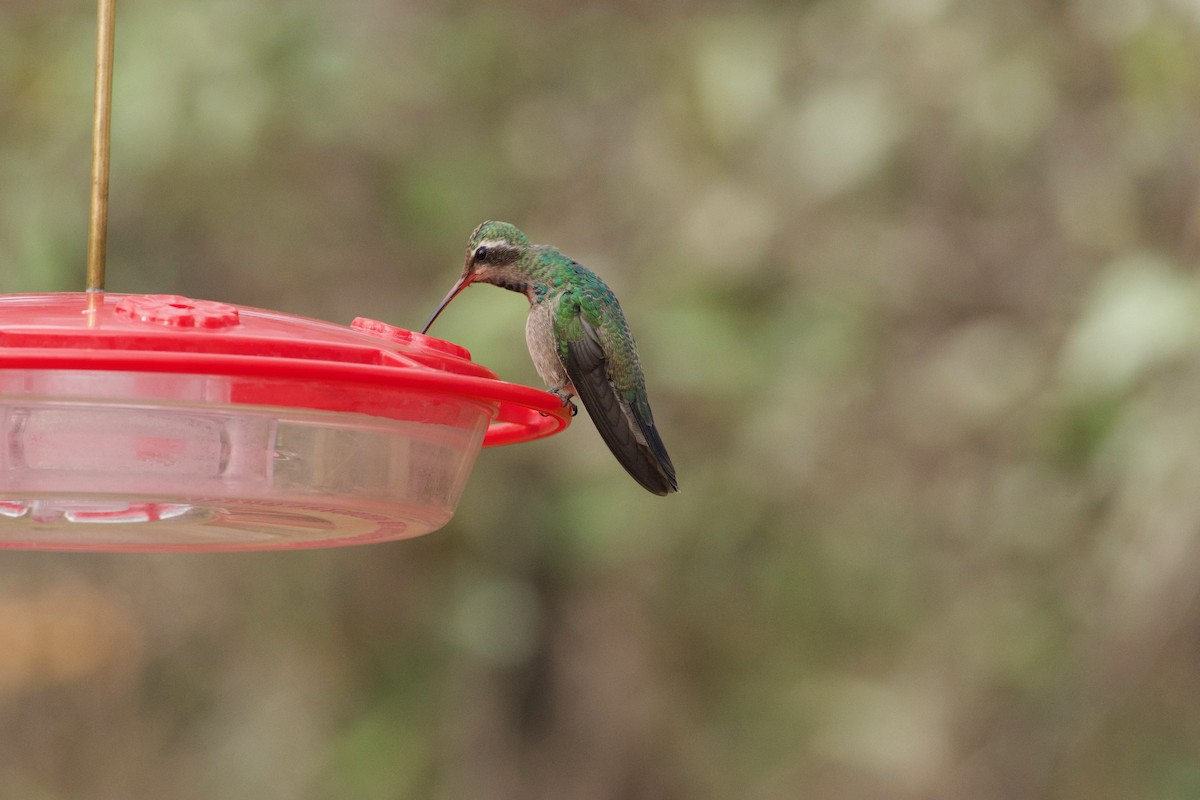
[2,0,1200,797]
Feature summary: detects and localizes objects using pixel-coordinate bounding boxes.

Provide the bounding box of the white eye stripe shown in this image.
[474,240,519,262]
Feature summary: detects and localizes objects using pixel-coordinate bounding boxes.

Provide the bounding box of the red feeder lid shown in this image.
[0,293,571,551]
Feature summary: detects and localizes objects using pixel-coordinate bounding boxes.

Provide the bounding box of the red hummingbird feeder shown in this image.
[0,2,570,550]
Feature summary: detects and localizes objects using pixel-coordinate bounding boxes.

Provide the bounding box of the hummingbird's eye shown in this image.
[474,246,488,263]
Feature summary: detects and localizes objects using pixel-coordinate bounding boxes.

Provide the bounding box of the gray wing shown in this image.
[564,318,677,495]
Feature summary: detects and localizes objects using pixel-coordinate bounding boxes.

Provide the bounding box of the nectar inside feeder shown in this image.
[0,0,571,550]
[0,293,570,550]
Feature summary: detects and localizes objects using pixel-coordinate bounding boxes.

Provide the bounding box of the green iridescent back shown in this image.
[529,248,647,407]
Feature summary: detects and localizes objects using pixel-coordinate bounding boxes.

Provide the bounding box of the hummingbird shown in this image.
[421,221,677,495]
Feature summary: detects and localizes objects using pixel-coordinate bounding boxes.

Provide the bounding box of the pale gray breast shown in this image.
[525,301,571,391]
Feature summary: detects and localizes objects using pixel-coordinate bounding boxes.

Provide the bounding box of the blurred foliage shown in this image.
[2,0,1200,797]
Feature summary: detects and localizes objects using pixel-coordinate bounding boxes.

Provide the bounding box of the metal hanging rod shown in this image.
[86,0,116,293]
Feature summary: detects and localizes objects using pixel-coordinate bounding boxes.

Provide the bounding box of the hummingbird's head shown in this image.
[462,221,530,282]
[421,221,532,334]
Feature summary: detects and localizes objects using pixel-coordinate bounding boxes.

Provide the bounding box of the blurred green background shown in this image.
[2,0,1200,797]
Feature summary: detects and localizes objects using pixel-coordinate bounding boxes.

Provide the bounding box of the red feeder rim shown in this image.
[0,293,571,444]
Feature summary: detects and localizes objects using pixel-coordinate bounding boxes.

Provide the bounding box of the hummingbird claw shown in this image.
[548,386,578,416]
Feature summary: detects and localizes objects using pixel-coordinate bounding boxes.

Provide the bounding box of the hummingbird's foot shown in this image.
[549,386,578,416]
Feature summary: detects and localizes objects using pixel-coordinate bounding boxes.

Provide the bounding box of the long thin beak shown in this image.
[421,273,474,334]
